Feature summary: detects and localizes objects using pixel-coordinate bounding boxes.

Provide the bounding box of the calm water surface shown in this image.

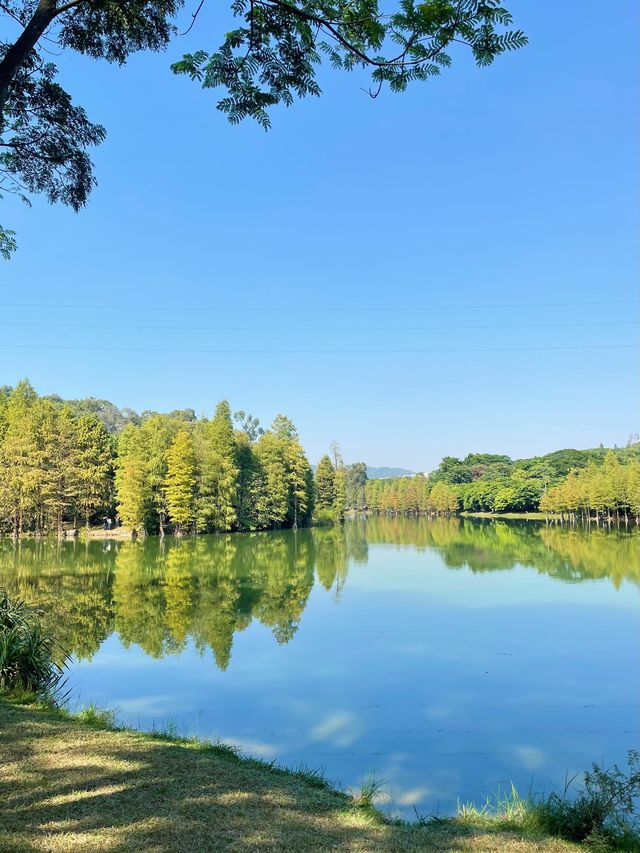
[2,517,639,818]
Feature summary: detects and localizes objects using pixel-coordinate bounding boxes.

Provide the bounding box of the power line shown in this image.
[0,320,637,333]
[0,299,638,313]
[0,343,637,355]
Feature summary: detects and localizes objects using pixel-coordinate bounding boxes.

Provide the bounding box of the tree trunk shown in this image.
[0,0,59,121]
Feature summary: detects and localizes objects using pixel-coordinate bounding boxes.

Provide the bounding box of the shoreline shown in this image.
[0,695,583,852]
[0,511,618,541]
[460,511,553,520]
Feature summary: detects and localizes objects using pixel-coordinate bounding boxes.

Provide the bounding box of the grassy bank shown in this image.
[82,526,135,540]
[0,697,588,853]
[460,511,553,520]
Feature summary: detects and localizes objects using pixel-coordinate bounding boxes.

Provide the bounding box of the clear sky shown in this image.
[1,0,638,472]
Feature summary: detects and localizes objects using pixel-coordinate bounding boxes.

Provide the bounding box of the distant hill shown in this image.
[367,466,416,479]
[426,444,640,485]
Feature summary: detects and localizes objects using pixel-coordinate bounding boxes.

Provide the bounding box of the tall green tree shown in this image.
[627,462,640,522]
[345,462,368,511]
[333,466,347,522]
[233,430,261,530]
[252,431,290,528]
[285,437,313,528]
[40,403,80,536]
[164,430,197,534]
[0,380,40,535]
[314,454,335,511]
[115,424,151,533]
[195,401,239,532]
[75,413,114,529]
[427,481,458,515]
[250,418,312,529]
[272,415,313,526]
[142,414,182,535]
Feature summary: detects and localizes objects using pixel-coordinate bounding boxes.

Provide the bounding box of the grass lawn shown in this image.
[459,512,553,520]
[0,698,585,853]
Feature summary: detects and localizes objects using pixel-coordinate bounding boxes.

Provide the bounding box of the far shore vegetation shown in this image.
[1,596,639,852]
[365,444,640,523]
[1,380,639,539]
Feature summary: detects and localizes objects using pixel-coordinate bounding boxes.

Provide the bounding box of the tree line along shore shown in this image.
[1,380,639,538]
[365,449,640,523]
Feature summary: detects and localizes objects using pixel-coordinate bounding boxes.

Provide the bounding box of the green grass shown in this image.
[444,770,640,852]
[74,703,118,729]
[460,512,554,520]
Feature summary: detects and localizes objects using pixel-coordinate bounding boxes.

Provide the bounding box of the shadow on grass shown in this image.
[0,699,583,853]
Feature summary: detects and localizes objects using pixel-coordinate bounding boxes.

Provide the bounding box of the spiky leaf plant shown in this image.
[0,592,68,697]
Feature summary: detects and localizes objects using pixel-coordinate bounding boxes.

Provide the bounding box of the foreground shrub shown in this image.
[0,592,67,697]
[446,754,640,850]
[535,751,640,847]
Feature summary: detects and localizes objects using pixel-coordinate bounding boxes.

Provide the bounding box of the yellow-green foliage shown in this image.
[366,475,458,516]
[194,401,239,533]
[0,381,114,536]
[366,452,640,519]
[164,431,197,533]
[0,381,314,537]
[540,454,640,519]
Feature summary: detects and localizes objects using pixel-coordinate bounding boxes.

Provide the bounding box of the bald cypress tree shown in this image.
[333,467,347,523]
[315,455,335,512]
[285,438,313,528]
[253,431,289,528]
[195,401,239,533]
[75,413,114,530]
[41,404,79,537]
[143,415,182,536]
[0,380,40,536]
[116,425,151,533]
[164,431,197,535]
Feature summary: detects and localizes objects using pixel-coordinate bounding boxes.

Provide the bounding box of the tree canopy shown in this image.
[0,379,316,536]
[0,0,526,255]
[366,443,640,519]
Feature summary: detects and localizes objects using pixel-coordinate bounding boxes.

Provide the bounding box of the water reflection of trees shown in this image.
[0,519,636,667]
[0,538,117,661]
[0,530,340,668]
[362,516,640,586]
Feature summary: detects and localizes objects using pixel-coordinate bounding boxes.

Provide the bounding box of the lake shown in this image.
[1,517,638,819]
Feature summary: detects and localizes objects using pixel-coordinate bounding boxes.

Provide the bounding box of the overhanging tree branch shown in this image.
[0,0,59,117]
[1,0,527,258]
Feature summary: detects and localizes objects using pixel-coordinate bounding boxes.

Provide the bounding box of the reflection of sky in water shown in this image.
[66,524,640,820]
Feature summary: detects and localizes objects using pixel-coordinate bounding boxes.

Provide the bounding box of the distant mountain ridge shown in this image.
[367,466,416,479]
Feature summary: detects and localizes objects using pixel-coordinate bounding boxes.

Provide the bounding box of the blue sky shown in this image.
[1,0,638,471]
